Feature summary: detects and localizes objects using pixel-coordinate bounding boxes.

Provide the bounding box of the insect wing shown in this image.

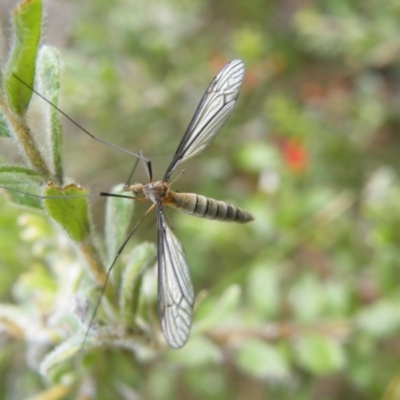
[157,205,194,348]
[163,59,245,180]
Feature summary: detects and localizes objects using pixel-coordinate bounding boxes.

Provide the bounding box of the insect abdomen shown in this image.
[168,192,253,223]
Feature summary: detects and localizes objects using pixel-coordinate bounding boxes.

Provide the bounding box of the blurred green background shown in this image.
[1,0,400,399]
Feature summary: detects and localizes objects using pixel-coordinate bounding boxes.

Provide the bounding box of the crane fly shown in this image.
[120,59,253,348]
[3,59,253,349]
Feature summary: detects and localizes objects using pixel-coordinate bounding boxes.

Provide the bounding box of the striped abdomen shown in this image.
[167,192,253,223]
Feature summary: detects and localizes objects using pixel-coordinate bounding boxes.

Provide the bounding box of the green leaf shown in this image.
[43,183,91,242]
[39,333,87,382]
[13,263,56,306]
[246,263,280,317]
[235,142,280,173]
[104,184,135,264]
[234,339,290,379]
[166,337,222,366]
[37,45,63,183]
[356,300,400,338]
[288,275,325,321]
[0,165,43,208]
[0,304,31,334]
[119,242,156,328]
[5,0,42,116]
[294,333,346,375]
[194,285,241,333]
[0,111,12,138]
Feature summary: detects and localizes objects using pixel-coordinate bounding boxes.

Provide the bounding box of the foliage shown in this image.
[1,0,400,399]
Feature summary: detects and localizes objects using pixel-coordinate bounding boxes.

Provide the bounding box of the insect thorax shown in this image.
[123,181,170,203]
[143,181,170,203]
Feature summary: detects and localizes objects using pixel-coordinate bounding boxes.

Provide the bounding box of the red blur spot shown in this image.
[282,139,308,172]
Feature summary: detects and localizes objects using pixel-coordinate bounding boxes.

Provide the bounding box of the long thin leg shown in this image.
[80,203,156,350]
[125,158,140,187]
[12,74,148,162]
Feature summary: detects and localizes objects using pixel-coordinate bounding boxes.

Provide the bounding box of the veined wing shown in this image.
[157,204,194,348]
[163,59,245,181]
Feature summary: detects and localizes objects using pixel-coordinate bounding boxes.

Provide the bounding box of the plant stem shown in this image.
[1,98,52,181]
